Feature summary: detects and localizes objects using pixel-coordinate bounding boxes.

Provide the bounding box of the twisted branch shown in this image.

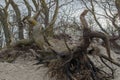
[80,10,112,59]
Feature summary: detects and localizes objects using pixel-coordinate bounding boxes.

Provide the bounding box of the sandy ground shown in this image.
[0,45,119,80]
[91,45,120,80]
[0,60,120,80]
[0,59,49,80]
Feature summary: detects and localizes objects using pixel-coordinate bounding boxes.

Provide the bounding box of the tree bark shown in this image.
[10,0,24,40]
[0,8,11,46]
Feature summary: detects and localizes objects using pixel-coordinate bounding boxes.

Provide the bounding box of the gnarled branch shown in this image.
[80,10,112,59]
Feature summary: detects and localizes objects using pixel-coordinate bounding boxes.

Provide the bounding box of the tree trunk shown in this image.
[0,9,11,46]
[10,0,24,40]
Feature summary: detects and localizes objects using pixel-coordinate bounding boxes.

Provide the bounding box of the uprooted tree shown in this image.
[0,0,120,80]
[36,9,120,80]
[1,8,120,80]
[0,8,120,80]
[13,9,119,80]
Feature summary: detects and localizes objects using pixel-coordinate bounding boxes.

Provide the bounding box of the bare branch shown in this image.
[80,9,112,59]
[10,0,24,39]
[81,0,108,34]
[23,0,32,17]
[32,0,39,11]
[80,10,89,29]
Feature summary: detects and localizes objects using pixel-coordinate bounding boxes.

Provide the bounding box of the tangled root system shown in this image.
[46,49,112,80]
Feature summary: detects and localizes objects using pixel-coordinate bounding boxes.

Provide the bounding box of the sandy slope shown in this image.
[0,45,119,80]
[0,57,120,80]
[0,59,48,80]
[91,45,120,80]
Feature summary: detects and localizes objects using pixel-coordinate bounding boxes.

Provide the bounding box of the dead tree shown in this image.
[37,10,120,80]
[80,10,112,59]
[0,8,120,80]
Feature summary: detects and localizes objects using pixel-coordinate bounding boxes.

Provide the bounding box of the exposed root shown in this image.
[46,50,112,80]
